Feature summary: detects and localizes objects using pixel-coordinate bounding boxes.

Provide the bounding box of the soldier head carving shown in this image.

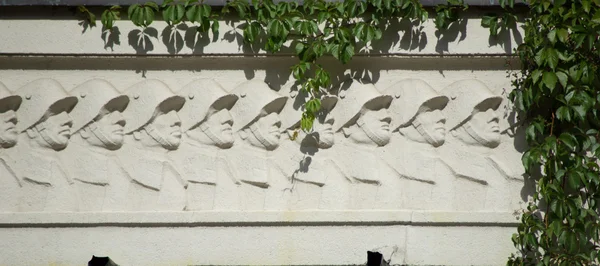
[16,79,78,151]
[177,79,238,149]
[122,80,185,151]
[384,79,449,147]
[70,79,129,150]
[230,80,287,151]
[280,89,338,149]
[443,79,502,148]
[0,82,22,149]
[333,81,392,147]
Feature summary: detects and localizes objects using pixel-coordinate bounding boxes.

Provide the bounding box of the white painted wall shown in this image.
[0,7,528,265]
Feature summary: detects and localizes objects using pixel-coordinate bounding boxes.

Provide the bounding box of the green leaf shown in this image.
[101,9,115,29]
[340,43,354,64]
[305,98,322,113]
[567,171,582,190]
[571,106,587,120]
[162,0,174,7]
[566,231,579,254]
[556,106,571,121]
[583,0,592,13]
[243,22,260,43]
[199,4,212,17]
[593,10,600,24]
[542,72,558,92]
[163,4,185,24]
[352,23,365,41]
[532,69,543,84]
[546,48,559,70]
[145,1,159,11]
[547,29,557,44]
[301,112,315,131]
[133,7,145,26]
[556,28,569,43]
[128,4,140,19]
[534,48,546,66]
[559,133,577,151]
[555,71,568,88]
[143,6,155,26]
[211,19,219,36]
[317,12,330,24]
[295,42,306,56]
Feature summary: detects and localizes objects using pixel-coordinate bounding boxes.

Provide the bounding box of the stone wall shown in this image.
[0,6,529,265]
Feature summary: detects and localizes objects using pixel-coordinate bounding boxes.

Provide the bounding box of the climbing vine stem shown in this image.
[494,0,600,265]
[75,1,600,264]
[80,0,439,132]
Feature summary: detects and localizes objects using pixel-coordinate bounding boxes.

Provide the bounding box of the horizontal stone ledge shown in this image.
[0,210,521,227]
[0,15,523,56]
[0,54,519,72]
[1,0,527,6]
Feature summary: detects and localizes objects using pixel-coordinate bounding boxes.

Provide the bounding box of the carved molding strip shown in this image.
[0,211,520,227]
[0,77,529,213]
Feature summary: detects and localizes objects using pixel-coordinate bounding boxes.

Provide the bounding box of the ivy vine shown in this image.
[77,0,438,131]
[74,0,600,264]
[497,0,600,265]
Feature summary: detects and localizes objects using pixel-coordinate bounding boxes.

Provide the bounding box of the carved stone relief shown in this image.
[276,87,340,210]
[439,79,526,211]
[1,78,79,212]
[61,79,130,211]
[117,79,187,211]
[0,77,527,213]
[169,79,238,211]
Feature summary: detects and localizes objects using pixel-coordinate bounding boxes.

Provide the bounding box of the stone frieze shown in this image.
[0,77,528,212]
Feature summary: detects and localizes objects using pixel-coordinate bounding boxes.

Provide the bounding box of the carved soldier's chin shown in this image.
[357,118,391,146]
[146,124,181,150]
[462,121,501,148]
[0,133,17,148]
[199,122,234,149]
[34,121,72,151]
[316,134,334,149]
[312,121,335,149]
[249,122,280,150]
[0,125,18,149]
[415,124,445,147]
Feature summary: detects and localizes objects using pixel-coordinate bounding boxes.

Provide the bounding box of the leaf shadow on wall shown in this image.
[127,27,158,55]
[162,24,187,54]
[370,17,428,54]
[434,17,469,54]
[101,27,121,51]
[488,22,523,54]
[184,25,213,55]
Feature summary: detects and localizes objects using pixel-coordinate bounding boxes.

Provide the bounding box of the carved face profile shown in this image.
[412,106,446,147]
[465,102,501,147]
[177,79,238,149]
[0,108,18,148]
[144,107,183,150]
[0,83,21,148]
[70,79,129,150]
[16,79,78,151]
[197,108,234,147]
[280,92,338,149]
[442,79,502,148]
[82,108,126,149]
[383,79,449,147]
[122,80,185,151]
[244,110,282,150]
[333,80,392,147]
[230,80,287,151]
[354,101,392,146]
[30,108,74,150]
[312,112,335,148]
